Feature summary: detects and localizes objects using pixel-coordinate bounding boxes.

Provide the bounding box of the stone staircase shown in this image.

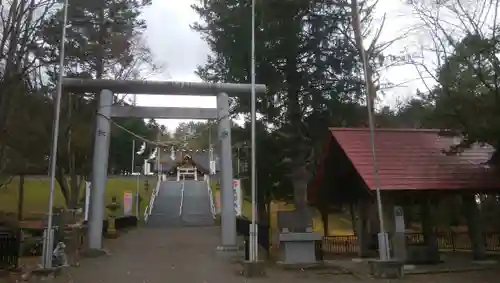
[146,180,214,228]
[146,181,183,227]
[180,180,215,227]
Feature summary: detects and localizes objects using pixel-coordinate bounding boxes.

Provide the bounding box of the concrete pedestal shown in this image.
[278,232,322,265]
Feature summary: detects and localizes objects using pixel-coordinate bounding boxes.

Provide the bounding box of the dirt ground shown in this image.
[40,226,500,283]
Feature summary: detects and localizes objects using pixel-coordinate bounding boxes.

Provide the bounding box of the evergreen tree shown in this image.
[192,0,366,224]
[36,0,157,208]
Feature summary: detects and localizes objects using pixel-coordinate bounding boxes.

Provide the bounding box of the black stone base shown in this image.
[369,259,404,279]
[215,245,242,261]
[81,248,110,258]
[26,266,64,280]
[241,260,266,277]
[407,244,441,264]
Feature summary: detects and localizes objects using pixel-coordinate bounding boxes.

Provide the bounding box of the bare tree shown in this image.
[334,0,420,107]
[0,0,57,188]
[406,0,500,93]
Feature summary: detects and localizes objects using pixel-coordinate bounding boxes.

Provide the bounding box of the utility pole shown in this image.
[43,0,69,269]
[132,95,139,216]
[157,130,162,181]
[236,147,240,177]
[131,139,135,175]
[249,0,258,262]
[350,0,389,261]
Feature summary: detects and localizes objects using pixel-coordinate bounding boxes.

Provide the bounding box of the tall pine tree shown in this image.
[192,0,365,227]
[37,0,157,208]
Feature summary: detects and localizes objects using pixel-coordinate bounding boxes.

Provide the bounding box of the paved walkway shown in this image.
[51,226,500,283]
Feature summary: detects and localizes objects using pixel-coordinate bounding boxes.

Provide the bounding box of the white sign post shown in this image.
[393,205,406,261]
[123,191,133,216]
[210,161,216,175]
[143,160,151,175]
[233,179,242,216]
[84,181,91,221]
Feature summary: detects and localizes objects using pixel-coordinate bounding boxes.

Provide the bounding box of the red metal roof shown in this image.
[329,128,500,191]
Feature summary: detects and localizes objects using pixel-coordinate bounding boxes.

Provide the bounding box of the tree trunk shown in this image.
[349,202,357,235]
[257,200,268,225]
[68,171,81,209]
[56,166,70,206]
[17,174,25,222]
[319,207,329,236]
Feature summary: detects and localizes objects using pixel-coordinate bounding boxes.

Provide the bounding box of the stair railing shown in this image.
[144,175,161,222]
[179,175,185,217]
[206,175,217,219]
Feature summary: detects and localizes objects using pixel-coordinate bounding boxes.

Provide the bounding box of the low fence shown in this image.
[405,231,500,252]
[0,216,140,260]
[0,229,20,270]
[320,234,358,254]
[319,231,500,255]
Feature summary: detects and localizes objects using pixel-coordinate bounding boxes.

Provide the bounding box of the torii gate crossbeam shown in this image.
[62,78,267,255]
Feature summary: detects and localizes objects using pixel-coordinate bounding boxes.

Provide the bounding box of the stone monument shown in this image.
[277,165,322,265]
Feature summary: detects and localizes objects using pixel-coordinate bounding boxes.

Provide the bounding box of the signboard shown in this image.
[84,181,91,221]
[233,179,242,216]
[123,192,133,216]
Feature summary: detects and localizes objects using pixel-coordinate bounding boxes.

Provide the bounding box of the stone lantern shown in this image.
[105,196,121,238]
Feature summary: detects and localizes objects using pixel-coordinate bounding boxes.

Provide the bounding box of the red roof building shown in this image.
[308,128,500,205]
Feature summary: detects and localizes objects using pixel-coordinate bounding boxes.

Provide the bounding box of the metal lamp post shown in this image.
[249,0,258,262]
[131,139,141,217]
[43,0,69,269]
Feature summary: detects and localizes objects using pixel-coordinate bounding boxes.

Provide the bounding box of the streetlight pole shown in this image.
[157,131,162,182]
[43,0,69,269]
[351,2,389,260]
[237,147,240,177]
[132,139,140,217]
[249,0,258,262]
[131,93,137,176]
[131,139,135,175]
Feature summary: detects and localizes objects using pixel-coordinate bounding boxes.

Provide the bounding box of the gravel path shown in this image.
[50,226,500,283]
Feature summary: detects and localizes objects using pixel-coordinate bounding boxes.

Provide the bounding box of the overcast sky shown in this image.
[139,0,423,131]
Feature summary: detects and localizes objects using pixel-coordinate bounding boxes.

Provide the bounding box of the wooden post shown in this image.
[17,174,25,222]
[463,194,486,260]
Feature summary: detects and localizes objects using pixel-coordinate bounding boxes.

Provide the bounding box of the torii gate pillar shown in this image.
[88,89,113,251]
[217,92,237,250]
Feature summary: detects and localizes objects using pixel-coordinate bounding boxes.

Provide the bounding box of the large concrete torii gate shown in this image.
[62,78,266,253]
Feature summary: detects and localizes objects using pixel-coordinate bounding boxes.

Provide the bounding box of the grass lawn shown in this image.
[0,175,157,220]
